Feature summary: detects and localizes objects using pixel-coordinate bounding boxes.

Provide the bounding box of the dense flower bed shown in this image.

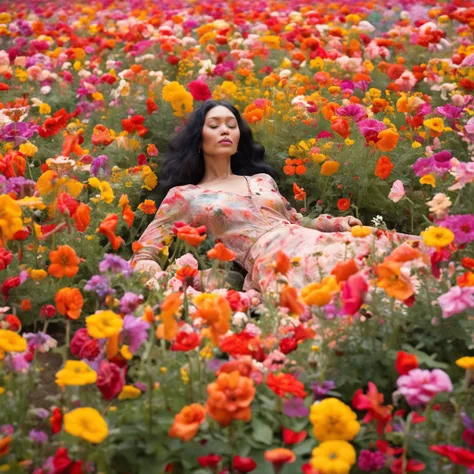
[0,0,473,473]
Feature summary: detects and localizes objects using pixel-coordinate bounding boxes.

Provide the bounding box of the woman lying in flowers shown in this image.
[132,100,413,291]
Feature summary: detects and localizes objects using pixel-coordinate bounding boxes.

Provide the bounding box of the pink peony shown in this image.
[388,180,405,203]
[397,368,453,406]
[437,285,474,318]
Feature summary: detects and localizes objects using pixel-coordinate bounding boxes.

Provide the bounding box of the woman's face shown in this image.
[201,105,240,157]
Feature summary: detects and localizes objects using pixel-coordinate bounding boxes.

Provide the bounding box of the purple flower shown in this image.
[23,332,57,353]
[438,285,474,318]
[436,214,474,244]
[0,122,38,146]
[357,119,386,143]
[358,450,385,472]
[310,380,336,400]
[432,150,452,175]
[122,315,150,353]
[99,254,132,277]
[283,397,309,418]
[120,292,144,315]
[6,177,36,197]
[29,429,48,444]
[91,154,110,177]
[436,104,463,121]
[84,275,115,300]
[35,408,49,419]
[336,103,366,122]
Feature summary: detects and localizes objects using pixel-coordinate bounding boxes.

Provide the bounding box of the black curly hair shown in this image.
[148,99,278,205]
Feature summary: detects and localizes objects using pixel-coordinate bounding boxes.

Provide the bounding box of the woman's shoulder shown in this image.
[249,173,278,188]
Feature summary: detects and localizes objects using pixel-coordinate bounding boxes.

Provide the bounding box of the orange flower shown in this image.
[169,404,207,441]
[157,292,182,341]
[274,250,291,275]
[264,448,296,469]
[55,288,84,320]
[376,260,413,301]
[375,155,394,180]
[293,182,306,201]
[283,158,306,176]
[386,243,422,264]
[207,242,236,262]
[91,124,114,147]
[266,372,307,398]
[72,203,90,232]
[206,371,255,426]
[99,214,124,250]
[242,104,264,123]
[280,284,305,316]
[176,266,199,284]
[321,160,340,176]
[331,118,351,139]
[192,294,231,343]
[337,198,351,211]
[375,129,399,152]
[20,299,31,312]
[137,200,157,215]
[48,245,80,278]
[458,271,474,287]
[0,436,12,457]
[331,259,359,283]
[172,222,207,247]
[61,131,84,157]
[321,102,339,120]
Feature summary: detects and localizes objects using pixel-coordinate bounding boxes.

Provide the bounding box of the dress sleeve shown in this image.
[131,187,190,263]
[265,175,347,232]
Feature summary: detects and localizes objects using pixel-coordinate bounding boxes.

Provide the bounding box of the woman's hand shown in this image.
[342,216,363,230]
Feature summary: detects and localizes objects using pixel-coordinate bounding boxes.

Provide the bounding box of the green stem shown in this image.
[402,412,413,474]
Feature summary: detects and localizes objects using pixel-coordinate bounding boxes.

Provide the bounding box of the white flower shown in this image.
[232,312,248,327]
[40,85,51,95]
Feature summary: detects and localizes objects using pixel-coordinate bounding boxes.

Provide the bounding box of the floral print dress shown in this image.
[133,173,408,291]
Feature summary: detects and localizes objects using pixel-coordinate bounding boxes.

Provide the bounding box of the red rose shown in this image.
[232,455,257,473]
[395,351,419,376]
[279,337,297,355]
[40,304,56,319]
[96,360,125,401]
[0,248,12,270]
[170,331,200,352]
[70,328,100,361]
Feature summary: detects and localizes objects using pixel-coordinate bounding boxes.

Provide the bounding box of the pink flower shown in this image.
[465,116,474,138]
[437,285,474,318]
[388,180,405,203]
[342,272,368,315]
[175,253,198,269]
[461,53,474,67]
[397,368,453,406]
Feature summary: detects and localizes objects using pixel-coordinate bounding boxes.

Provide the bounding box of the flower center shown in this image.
[329,452,338,460]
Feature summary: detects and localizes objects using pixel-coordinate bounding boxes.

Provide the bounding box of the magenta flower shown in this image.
[358,450,385,472]
[397,368,453,406]
[122,315,150,353]
[436,104,463,121]
[342,272,368,315]
[0,121,38,146]
[357,119,386,143]
[336,103,366,122]
[437,286,474,318]
[436,214,474,244]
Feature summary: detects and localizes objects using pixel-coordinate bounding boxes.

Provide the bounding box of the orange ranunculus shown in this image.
[375,129,399,152]
[55,287,84,320]
[376,260,413,301]
[264,448,296,468]
[137,200,157,215]
[331,259,359,283]
[266,372,307,398]
[99,214,124,250]
[274,250,291,275]
[331,118,351,139]
[48,245,80,278]
[0,436,12,457]
[206,371,255,427]
[293,182,306,201]
[120,197,135,227]
[169,404,206,441]
[72,203,91,232]
[207,242,236,262]
[242,104,264,123]
[157,292,182,341]
[91,124,114,147]
[172,222,207,247]
[320,160,340,176]
[0,151,27,178]
[375,155,394,180]
[386,243,422,264]
[458,271,474,287]
[280,284,305,316]
[192,294,231,343]
[321,101,339,120]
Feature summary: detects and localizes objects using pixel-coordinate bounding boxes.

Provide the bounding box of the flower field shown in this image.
[1,0,474,472]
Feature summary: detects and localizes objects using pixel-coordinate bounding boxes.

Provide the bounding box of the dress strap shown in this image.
[243,176,252,195]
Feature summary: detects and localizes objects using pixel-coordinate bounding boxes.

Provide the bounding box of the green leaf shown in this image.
[252,418,274,445]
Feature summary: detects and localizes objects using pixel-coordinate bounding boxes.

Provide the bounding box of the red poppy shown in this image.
[282,427,307,445]
[170,331,200,352]
[38,109,69,138]
[146,98,158,115]
[233,455,257,473]
[337,198,351,211]
[122,115,148,136]
[395,351,418,376]
[430,445,474,468]
[266,372,307,398]
[375,155,394,180]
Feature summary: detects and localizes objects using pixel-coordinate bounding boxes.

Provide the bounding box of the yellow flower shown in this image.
[19,142,38,156]
[344,138,354,146]
[87,178,114,203]
[39,103,51,115]
[162,81,185,102]
[64,407,108,443]
[86,310,123,339]
[412,141,422,148]
[309,398,360,442]
[0,12,12,23]
[424,117,445,134]
[15,69,28,82]
[36,171,57,196]
[181,367,190,384]
[120,345,133,360]
[30,269,48,281]
[421,226,454,248]
[456,357,474,370]
[310,440,356,474]
[259,35,281,49]
[142,165,158,191]
[0,387,5,395]
[0,329,27,353]
[420,174,436,187]
[17,196,46,210]
[301,276,339,307]
[221,81,237,96]
[118,385,141,400]
[55,361,97,387]
[0,195,23,244]
[351,226,372,238]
